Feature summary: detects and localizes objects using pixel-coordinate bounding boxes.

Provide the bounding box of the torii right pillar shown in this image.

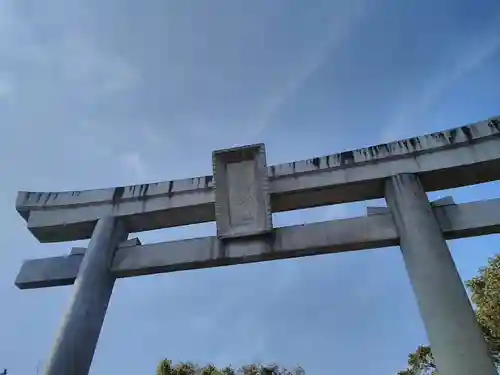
[385,173,497,375]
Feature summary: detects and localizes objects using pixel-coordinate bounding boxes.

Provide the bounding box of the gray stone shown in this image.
[15,198,500,289]
[212,143,272,239]
[42,217,128,375]
[69,237,141,255]
[15,116,500,242]
[385,174,497,375]
[366,195,455,215]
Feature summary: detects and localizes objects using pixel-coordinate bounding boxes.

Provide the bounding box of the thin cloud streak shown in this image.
[381,14,500,143]
[246,0,372,143]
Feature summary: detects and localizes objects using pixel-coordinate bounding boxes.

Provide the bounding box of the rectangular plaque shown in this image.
[212,144,272,239]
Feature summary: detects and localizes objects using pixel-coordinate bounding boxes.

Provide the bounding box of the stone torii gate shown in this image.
[14,116,500,375]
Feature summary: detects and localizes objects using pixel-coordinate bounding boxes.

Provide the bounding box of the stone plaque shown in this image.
[212,144,272,239]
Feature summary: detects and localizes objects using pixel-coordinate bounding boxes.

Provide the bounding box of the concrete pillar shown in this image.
[385,174,496,375]
[44,216,128,375]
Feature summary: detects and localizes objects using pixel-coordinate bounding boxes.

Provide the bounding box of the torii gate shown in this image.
[14,116,500,375]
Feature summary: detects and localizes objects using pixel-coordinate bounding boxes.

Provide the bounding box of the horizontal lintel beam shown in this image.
[16,117,500,242]
[15,198,500,289]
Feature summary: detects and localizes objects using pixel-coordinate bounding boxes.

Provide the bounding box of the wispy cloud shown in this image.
[0,2,141,108]
[381,14,500,142]
[0,73,13,99]
[0,1,147,187]
[54,35,141,96]
[245,0,372,143]
[120,151,150,181]
[175,0,374,148]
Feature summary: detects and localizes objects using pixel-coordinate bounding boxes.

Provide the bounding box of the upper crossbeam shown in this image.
[16,116,500,242]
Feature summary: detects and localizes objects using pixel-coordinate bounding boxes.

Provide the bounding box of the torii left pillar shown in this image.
[44,216,128,375]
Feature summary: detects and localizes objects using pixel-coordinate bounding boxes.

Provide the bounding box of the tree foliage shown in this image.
[397,345,437,375]
[397,254,500,374]
[467,254,500,364]
[156,360,303,375]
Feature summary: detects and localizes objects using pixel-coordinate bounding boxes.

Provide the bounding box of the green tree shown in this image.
[156,360,302,375]
[397,254,500,374]
[468,254,500,364]
[397,345,437,375]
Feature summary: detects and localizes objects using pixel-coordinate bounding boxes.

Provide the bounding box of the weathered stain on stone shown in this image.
[112,187,125,205]
[448,129,458,144]
[488,119,500,132]
[432,132,448,144]
[326,155,331,168]
[368,145,380,158]
[138,184,150,201]
[167,181,174,197]
[44,192,52,205]
[205,175,213,187]
[397,141,407,152]
[329,154,338,165]
[469,125,480,137]
[311,157,321,168]
[461,126,473,143]
[401,140,410,151]
[340,151,355,165]
[368,143,392,158]
[366,147,375,158]
[360,149,367,160]
[407,137,422,150]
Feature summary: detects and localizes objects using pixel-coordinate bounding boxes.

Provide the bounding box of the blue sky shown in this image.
[0,0,499,374]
